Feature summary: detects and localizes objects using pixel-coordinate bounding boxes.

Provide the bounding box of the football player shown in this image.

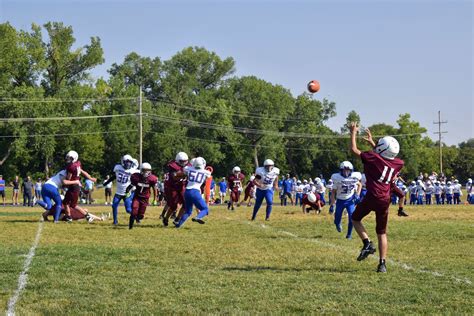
[37,169,81,222]
[314,177,326,204]
[251,159,280,221]
[444,181,454,204]
[453,179,462,204]
[425,181,434,205]
[302,192,323,213]
[434,181,442,204]
[416,180,425,205]
[466,178,473,204]
[240,174,256,207]
[329,161,362,239]
[349,123,404,273]
[294,180,304,206]
[162,152,189,226]
[175,157,211,228]
[103,154,139,225]
[127,163,158,229]
[409,181,417,205]
[227,166,245,210]
[63,151,97,222]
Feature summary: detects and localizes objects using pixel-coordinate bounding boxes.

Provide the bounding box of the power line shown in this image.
[0,113,138,123]
[0,97,137,104]
[0,129,137,139]
[145,113,425,139]
[147,97,322,123]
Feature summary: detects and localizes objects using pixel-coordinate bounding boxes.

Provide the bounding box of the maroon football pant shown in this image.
[63,189,80,208]
[132,198,149,217]
[230,191,241,203]
[352,194,390,235]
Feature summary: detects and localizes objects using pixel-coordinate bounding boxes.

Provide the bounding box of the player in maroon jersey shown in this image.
[240,174,256,206]
[161,152,189,227]
[227,166,245,210]
[126,162,158,229]
[301,192,324,214]
[350,122,405,273]
[63,150,97,222]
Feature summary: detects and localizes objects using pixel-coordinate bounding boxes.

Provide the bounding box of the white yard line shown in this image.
[6,220,44,316]
[238,218,472,286]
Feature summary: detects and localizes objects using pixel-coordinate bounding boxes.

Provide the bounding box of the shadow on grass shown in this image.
[3,219,41,223]
[223,265,358,273]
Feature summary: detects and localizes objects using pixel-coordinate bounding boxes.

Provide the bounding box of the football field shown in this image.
[1,203,473,314]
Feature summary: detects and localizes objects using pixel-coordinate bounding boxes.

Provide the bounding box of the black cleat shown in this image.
[357,242,376,261]
[192,217,205,224]
[129,216,135,229]
[162,217,169,227]
[398,210,409,217]
[377,262,387,273]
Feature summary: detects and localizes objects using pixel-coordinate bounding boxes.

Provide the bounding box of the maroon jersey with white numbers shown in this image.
[361,151,404,200]
[65,161,82,191]
[228,173,245,193]
[131,173,157,200]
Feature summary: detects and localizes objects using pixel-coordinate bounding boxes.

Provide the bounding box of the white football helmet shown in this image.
[132,159,139,169]
[250,175,255,181]
[175,152,189,166]
[315,177,321,184]
[140,162,152,177]
[468,178,472,183]
[308,192,317,203]
[233,166,241,174]
[411,181,416,185]
[375,136,400,160]
[263,159,274,171]
[447,181,452,185]
[121,154,134,169]
[339,161,353,177]
[454,179,459,183]
[193,157,206,169]
[65,150,79,164]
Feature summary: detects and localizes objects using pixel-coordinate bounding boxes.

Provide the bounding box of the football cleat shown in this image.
[357,242,376,261]
[398,210,409,217]
[336,224,342,232]
[163,217,169,227]
[192,217,205,224]
[377,262,387,273]
[129,216,135,229]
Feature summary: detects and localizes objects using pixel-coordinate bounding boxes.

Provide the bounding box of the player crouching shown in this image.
[127,163,158,230]
[301,192,324,214]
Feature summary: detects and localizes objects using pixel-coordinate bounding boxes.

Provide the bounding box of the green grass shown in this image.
[1,203,473,314]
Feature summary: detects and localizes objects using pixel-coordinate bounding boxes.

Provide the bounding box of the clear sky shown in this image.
[1,0,472,145]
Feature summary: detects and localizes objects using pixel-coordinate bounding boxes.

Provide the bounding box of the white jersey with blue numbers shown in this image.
[434,185,443,195]
[46,170,68,189]
[255,167,280,190]
[113,164,139,196]
[453,184,462,194]
[184,166,211,190]
[331,172,362,200]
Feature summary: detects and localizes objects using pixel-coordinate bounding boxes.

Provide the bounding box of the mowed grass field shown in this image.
[1,201,473,314]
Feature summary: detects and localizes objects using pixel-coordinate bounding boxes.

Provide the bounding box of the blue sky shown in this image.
[1,0,472,145]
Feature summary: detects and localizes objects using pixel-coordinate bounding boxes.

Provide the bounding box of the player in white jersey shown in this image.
[466,179,473,204]
[434,181,443,204]
[444,181,454,204]
[36,169,82,222]
[175,157,211,227]
[314,177,326,204]
[326,179,334,209]
[360,173,367,201]
[295,180,304,206]
[103,154,139,225]
[251,159,280,221]
[425,181,434,205]
[452,179,462,204]
[329,161,362,239]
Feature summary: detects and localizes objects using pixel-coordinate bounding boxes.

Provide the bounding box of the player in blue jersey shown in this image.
[175,157,212,228]
[329,161,362,239]
[251,159,280,221]
[103,154,139,225]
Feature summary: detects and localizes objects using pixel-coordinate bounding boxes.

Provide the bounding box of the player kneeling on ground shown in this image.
[301,192,323,214]
[43,205,107,222]
[175,157,211,228]
[127,163,158,229]
[349,123,405,273]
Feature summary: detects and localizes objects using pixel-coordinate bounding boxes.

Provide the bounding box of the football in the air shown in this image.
[307,80,320,93]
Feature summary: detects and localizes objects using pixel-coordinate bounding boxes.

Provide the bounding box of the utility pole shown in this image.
[139,86,143,165]
[433,110,447,174]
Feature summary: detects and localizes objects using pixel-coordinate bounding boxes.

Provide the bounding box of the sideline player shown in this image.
[329,161,362,239]
[63,151,97,222]
[103,154,139,225]
[175,157,211,227]
[251,159,280,221]
[127,163,157,229]
[227,166,245,210]
[349,123,404,273]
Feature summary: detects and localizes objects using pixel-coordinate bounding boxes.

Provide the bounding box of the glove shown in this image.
[152,200,157,206]
[125,191,132,199]
[329,205,334,213]
[353,194,360,204]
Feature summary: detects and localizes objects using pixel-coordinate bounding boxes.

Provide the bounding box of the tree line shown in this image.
[0,22,472,182]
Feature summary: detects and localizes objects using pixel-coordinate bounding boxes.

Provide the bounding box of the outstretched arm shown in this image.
[81,169,97,182]
[103,173,116,186]
[349,122,361,157]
